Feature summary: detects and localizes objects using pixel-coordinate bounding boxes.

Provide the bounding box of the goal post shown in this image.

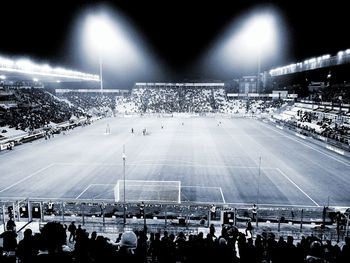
[114,180,181,203]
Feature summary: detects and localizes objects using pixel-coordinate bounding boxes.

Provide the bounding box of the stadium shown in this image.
[0,1,349,262]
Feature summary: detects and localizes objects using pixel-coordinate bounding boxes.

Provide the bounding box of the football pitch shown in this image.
[0,116,349,208]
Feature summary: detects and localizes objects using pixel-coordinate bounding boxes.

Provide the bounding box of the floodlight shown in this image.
[235,14,276,53]
[17,59,36,70]
[33,78,39,82]
[85,13,120,92]
[236,13,276,93]
[0,75,6,80]
[86,14,119,53]
[0,57,14,67]
[41,64,52,72]
[1,55,99,81]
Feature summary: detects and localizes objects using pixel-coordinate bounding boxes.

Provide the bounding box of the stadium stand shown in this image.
[0,220,349,262]
[2,46,350,262]
[114,83,285,115]
[274,102,350,145]
[56,91,116,117]
[0,87,86,132]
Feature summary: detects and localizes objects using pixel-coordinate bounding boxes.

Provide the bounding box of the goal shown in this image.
[114,180,181,203]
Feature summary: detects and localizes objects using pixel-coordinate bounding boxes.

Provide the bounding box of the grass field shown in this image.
[0,116,349,208]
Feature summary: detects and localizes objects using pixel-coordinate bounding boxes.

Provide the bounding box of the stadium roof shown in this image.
[269,49,350,77]
[0,55,100,83]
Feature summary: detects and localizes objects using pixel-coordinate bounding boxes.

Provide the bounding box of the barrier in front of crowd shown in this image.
[0,198,349,241]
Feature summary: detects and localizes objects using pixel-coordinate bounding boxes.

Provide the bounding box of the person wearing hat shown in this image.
[116,231,140,262]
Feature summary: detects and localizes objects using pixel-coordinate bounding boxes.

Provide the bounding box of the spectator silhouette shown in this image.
[0,228,17,252]
[245,219,253,237]
[6,218,16,231]
[68,221,77,242]
[116,231,140,263]
[16,228,37,263]
[36,221,72,262]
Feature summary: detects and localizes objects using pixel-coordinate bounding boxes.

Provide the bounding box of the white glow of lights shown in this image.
[309,58,316,63]
[345,49,350,54]
[85,14,120,53]
[0,55,100,81]
[214,11,279,71]
[338,51,344,56]
[0,57,14,67]
[0,75,6,80]
[235,14,276,53]
[33,78,38,82]
[42,64,52,71]
[78,8,165,85]
[56,80,61,83]
[16,59,36,70]
[83,12,148,70]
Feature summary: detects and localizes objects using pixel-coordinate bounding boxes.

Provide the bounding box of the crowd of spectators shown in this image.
[0,221,349,263]
[313,83,350,105]
[277,106,350,144]
[115,87,285,114]
[58,92,116,117]
[1,87,347,144]
[0,88,85,132]
[127,87,219,113]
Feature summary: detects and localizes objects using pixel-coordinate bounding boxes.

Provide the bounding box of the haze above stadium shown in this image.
[1,0,349,88]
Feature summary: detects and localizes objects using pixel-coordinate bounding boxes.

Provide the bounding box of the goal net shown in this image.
[114,180,181,203]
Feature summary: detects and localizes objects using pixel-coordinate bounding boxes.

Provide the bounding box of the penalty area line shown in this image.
[276,168,320,207]
[219,187,226,204]
[0,163,55,193]
[75,184,92,200]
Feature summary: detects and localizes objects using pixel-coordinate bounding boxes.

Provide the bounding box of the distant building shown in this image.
[238,76,258,94]
[272,90,288,99]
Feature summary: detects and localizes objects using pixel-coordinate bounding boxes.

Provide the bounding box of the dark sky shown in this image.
[1,0,349,88]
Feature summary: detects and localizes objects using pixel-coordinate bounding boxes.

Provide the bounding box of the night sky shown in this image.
[1,0,349,88]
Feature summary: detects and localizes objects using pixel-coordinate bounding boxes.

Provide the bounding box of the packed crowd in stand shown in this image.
[0,88,85,132]
[0,88,119,133]
[275,103,350,144]
[315,83,350,105]
[57,92,116,117]
[129,87,220,113]
[0,220,349,263]
[1,86,348,146]
[0,86,288,133]
[115,86,285,114]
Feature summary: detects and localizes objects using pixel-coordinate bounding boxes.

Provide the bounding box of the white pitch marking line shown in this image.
[276,168,320,207]
[131,158,199,165]
[223,202,320,208]
[260,122,350,166]
[75,184,93,200]
[181,185,226,203]
[54,162,277,169]
[0,163,55,193]
[182,185,222,189]
[0,196,324,207]
[219,187,226,204]
[90,184,115,186]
